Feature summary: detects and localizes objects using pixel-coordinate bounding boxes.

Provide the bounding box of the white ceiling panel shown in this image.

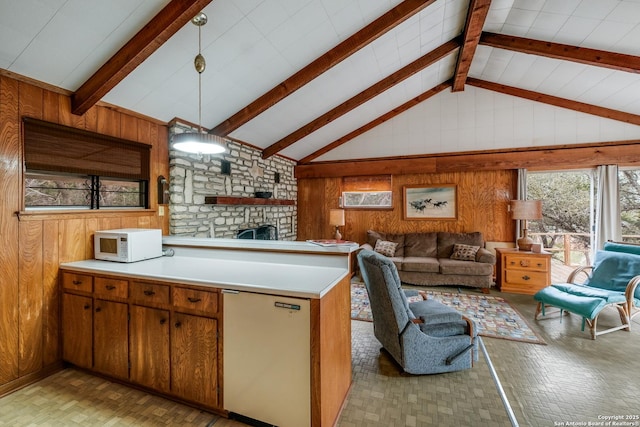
[316,86,640,162]
[3,0,640,163]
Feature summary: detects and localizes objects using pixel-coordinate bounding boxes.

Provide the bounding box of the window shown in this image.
[23,117,150,210]
[527,170,595,267]
[25,172,147,209]
[619,168,640,244]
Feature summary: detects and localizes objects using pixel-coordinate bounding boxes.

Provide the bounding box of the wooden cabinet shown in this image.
[129,305,170,392]
[496,248,551,295]
[60,270,222,412]
[61,293,93,369]
[171,313,218,407]
[93,299,128,379]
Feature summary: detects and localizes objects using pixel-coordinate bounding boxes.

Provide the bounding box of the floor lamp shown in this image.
[510,200,542,251]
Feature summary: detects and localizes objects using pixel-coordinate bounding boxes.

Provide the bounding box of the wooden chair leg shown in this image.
[534,302,543,320]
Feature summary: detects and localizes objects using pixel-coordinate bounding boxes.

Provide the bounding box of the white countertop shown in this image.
[60,255,349,299]
[162,236,360,254]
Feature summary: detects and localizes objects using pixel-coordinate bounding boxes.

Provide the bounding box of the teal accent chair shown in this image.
[534,241,640,339]
[357,249,478,374]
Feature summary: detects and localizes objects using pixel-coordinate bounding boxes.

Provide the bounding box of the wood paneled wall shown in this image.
[0,74,169,395]
[297,170,517,245]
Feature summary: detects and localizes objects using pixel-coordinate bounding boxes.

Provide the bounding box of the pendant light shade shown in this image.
[173,12,225,155]
[173,132,226,154]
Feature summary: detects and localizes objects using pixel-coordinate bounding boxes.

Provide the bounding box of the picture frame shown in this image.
[403,184,457,220]
[341,191,392,209]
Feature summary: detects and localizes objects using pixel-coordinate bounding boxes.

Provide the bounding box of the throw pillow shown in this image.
[450,243,480,261]
[374,239,398,257]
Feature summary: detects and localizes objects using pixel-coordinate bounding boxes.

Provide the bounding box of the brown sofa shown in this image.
[361,230,496,292]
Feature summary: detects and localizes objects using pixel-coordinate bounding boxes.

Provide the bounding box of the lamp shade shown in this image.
[329,209,345,226]
[173,132,226,154]
[510,200,542,220]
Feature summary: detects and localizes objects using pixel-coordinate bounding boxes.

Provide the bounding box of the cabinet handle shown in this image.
[160,318,167,325]
[143,290,155,296]
[187,297,202,303]
[174,321,182,328]
[95,307,102,312]
[522,275,531,281]
[73,280,82,285]
[83,304,91,310]
[106,285,116,290]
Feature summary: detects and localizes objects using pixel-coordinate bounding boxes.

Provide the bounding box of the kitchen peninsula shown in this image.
[59,238,357,427]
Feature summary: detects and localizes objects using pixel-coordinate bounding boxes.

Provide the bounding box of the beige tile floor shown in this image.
[1,287,639,427]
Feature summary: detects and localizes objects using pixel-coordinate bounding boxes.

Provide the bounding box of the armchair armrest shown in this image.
[476,247,496,264]
[361,243,373,251]
[567,265,593,284]
[625,275,640,320]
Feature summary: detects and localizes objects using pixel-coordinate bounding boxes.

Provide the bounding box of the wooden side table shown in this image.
[495,248,551,295]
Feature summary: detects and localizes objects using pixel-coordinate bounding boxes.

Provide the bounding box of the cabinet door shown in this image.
[171,313,218,407]
[94,299,128,379]
[129,305,170,392]
[62,293,92,369]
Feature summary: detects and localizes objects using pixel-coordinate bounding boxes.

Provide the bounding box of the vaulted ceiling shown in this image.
[3,0,640,164]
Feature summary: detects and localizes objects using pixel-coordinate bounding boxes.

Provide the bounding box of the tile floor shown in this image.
[1,287,639,427]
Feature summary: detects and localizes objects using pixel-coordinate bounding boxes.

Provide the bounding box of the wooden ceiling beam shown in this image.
[294,139,640,178]
[452,0,491,92]
[210,0,436,137]
[299,80,452,164]
[480,32,640,73]
[71,0,213,116]
[262,37,461,159]
[467,78,640,125]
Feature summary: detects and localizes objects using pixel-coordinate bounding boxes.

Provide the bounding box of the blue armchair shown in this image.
[357,249,478,374]
[534,241,640,339]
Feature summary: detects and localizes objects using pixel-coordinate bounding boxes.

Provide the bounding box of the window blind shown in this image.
[23,117,151,180]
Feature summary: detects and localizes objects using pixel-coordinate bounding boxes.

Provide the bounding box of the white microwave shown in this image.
[94,228,163,263]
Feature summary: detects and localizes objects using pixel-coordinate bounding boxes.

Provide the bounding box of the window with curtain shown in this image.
[23,117,150,210]
[619,168,640,244]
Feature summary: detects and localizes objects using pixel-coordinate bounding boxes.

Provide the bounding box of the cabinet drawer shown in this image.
[131,281,170,305]
[505,270,548,286]
[505,255,548,272]
[62,272,93,293]
[95,277,128,299]
[173,287,218,313]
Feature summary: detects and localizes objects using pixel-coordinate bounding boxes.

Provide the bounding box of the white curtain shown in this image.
[594,165,622,250]
[515,169,527,240]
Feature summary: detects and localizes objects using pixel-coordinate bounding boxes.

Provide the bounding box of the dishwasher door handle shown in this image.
[221,289,240,295]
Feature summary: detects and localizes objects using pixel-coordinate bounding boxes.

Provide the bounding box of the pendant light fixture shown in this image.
[173,12,226,154]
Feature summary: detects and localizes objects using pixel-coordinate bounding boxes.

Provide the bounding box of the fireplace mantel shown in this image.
[204,196,294,206]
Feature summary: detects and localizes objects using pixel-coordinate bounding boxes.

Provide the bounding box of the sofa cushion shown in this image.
[439,258,493,276]
[402,256,440,273]
[437,232,483,259]
[603,241,640,256]
[404,232,437,257]
[374,239,398,257]
[534,285,608,320]
[450,244,480,261]
[586,250,640,297]
[409,299,461,324]
[367,230,405,257]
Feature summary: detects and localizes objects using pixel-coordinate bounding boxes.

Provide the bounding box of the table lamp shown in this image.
[510,200,542,251]
[329,209,345,240]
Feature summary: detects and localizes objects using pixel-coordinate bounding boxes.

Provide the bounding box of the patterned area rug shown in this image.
[351,282,546,345]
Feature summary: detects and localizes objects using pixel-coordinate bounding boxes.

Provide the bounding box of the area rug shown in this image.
[351,282,546,345]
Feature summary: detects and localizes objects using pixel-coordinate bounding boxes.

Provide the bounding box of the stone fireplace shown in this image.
[237,225,278,240]
[168,121,297,240]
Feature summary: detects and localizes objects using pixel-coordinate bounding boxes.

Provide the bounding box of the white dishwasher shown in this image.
[223,290,311,427]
